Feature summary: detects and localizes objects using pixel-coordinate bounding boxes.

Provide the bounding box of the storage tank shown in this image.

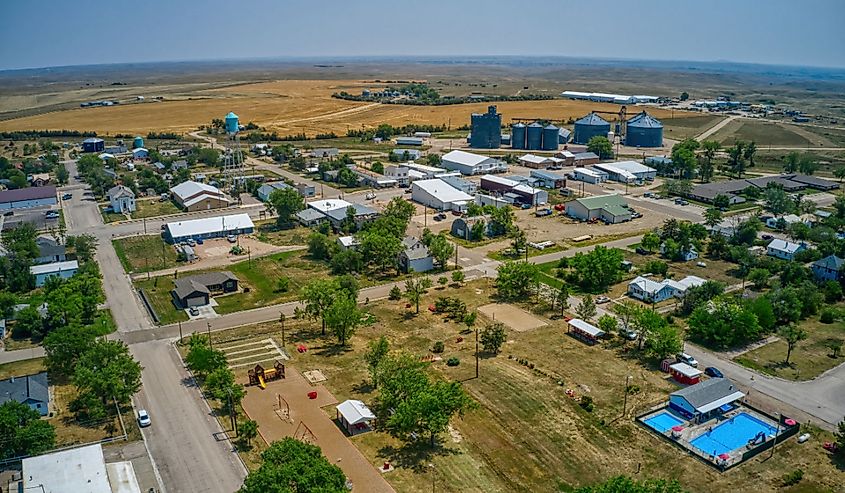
[470,105,502,149]
[573,112,611,145]
[511,123,526,149]
[625,111,663,147]
[526,122,543,150]
[542,124,559,151]
[133,136,144,149]
[225,111,240,134]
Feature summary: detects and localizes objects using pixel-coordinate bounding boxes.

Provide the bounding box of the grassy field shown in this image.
[252,221,313,246]
[132,199,181,219]
[203,279,845,493]
[735,314,845,381]
[113,235,179,274]
[0,79,701,137]
[134,276,187,324]
[711,119,815,147]
[662,114,725,140]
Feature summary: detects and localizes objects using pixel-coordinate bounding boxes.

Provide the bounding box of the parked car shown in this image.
[643,192,653,198]
[520,203,532,210]
[761,234,774,241]
[676,352,699,367]
[696,261,707,267]
[433,213,447,221]
[45,211,59,219]
[137,409,151,427]
[62,193,72,200]
[620,327,639,340]
[186,238,196,247]
[2,211,13,217]
[195,238,204,245]
[704,366,724,378]
[189,307,199,316]
[595,295,610,304]
[404,188,412,194]
[227,234,237,243]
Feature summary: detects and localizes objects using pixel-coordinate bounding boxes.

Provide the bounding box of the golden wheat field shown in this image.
[0,79,701,136]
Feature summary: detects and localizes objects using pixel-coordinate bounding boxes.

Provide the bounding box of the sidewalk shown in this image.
[0,346,46,364]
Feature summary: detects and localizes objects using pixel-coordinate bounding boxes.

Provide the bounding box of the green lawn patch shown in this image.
[253,221,312,246]
[132,199,181,219]
[113,235,179,274]
[135,276,188,325]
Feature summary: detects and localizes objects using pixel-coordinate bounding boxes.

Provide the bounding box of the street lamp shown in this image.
[279,312,287,347]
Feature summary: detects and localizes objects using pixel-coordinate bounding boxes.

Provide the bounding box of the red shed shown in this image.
[669,362,702,385]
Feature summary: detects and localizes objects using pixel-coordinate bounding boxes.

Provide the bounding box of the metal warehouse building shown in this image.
[566,194,631,223]
[441,150,506,175]
[593,161,656,183]
[625,111,663,147]
[470,105,502,149]
[411,178,474,212]
[163,213,255,244]
[0,186,57,210]
[573,113,611,145]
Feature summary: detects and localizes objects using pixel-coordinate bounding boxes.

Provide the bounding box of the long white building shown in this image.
[441,150,507,175]
[411,178,473,212]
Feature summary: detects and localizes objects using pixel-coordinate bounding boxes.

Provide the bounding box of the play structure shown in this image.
[247,361,286,388]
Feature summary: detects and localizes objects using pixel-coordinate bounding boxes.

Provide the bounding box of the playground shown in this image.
[477,303,547,332]
[240,365,394,493]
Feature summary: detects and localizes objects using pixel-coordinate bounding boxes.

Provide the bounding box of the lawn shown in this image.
[252,221,312,247]
[4,309,117,351]
[113,235,179,274]
[488,243,567,261]
[735,314,845,381]
[662,115,725,140]
[132,199,181,219]
[202,279,845,492]
[134,276,188,324]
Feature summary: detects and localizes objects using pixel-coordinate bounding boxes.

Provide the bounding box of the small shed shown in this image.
[336,399,376,435]
[567,318,605,344]
[669,362,702,385]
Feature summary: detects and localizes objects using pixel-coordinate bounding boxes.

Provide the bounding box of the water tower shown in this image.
[222,111,245,192]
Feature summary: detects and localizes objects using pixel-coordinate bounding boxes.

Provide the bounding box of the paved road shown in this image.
[130,340,246,493]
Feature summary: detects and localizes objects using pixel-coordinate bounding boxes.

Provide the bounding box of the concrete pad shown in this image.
[303,369,327,384]
[477,303,548,332]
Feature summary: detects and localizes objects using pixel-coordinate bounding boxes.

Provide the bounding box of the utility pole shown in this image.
[143,217,147,234]
[622,374,632,418]
[178,321,183,344]
[475,326,479,379]
[769,413,781,458]
[207,322,212,349]
[279,312,286,347]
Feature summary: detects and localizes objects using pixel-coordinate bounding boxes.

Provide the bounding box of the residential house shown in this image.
[170,181,230,211]
[28,173,51,187]
[660,243,698,261]
[324,203,379,232]
[171,271,239,308]
[296,208,328,227]
[107,185,136,213]
[451,215,492,240]
[296,183,316,197]
[766,238,806,260]
[35,237,66,265]
[765,214,804,229]
[0,372,49,416]
[310,148,339,158]
[30,260,78,287]
[336,236,360,250]
[628,275,706,303]
[398,237,434,273]
[812,255,845,282]
[257,182,292,202]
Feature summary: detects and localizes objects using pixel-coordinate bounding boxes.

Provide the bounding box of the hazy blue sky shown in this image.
[1,0,844,70]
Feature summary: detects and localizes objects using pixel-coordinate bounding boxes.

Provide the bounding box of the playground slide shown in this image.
[258,374,266,389]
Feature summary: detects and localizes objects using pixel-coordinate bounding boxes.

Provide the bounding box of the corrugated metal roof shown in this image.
[412,179,473,203]
[574,113,609,126]
[442,150,495,167]
[0,185,57,203]
[626,111,663,128]
[30,260,78,275]
[166,213,254,238]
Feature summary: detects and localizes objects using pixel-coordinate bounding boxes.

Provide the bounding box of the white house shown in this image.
[518,154,564,169]
[398,236,434,273]
[660,243,698,261]
[410,179,473,212]
[107,185,136,213]
[441,150,506,175]
[765,214,804,229]
[766,238,806,260]
[337,236,360,250]
[571,167,608,184]
[384,165,410,186]
[31,260,79,287]
[392,149,421,160]
[628,275,706,303]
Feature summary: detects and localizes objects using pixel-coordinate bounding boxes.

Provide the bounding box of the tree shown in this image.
[748,268,771,290]
[488,206,514,237]
[451,270,465,284]
[726,141,747,178]
[680,92,689,101]
[631,308,666,351]
[0,401,56,460]
[428,234,454,268]
[370,161,384,174]
[69,234,98,263]
[644,324,683,361]
[509,228,527,256]
[324,295,363,346]
[0,291,16,320]
[73,339,142,409]
[780,325,807,365]
[598,314,618,335]
[480,321,507,354]
[834,166,845,182]
[205,367,245,414]
[12,305,43,339]
[836,418,845,457]
[798,154,818,175]
[43,325,100,376]
[557,283,571,317]
[331,248,363,274]
[575,475,686,493]
[364,336,390,387]
[238,419,259,446]
[764,185,793,216]
[824,338,843,358]
[240,438,347,493]
[670,139,699,179]
[640,232,660,253]
[570,246,624,292]
[642,259,668,277]
[495,261,539,300]
[404,275,432,314]
[688,298,761,348]
[302,279,339,335]
[712,194,731,210]
[360,230,402,272]
[56,162,70,185]
[743,140,757,170]
[576,295,597,320]
[704,207,723,228]
[307,232,333,260]
[587,136,614,160]
[266,188,305,227]
[783,151,801,173]
[185,334,228,377]
[699,140,720,183]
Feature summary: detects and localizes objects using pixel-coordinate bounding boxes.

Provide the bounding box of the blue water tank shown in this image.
[133,136,144,149]
[225,112,240,134]
[511,123,526,149]
[526,122,543,150]
[542,124,559,151]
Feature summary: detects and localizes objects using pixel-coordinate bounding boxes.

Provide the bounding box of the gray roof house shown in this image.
[669,378,745,422]
[257,182,292,202]
[0,372,49,416]
[35,237,66,265]
[296,208,328,227]
[812,255,845,282]
[324,203,379,231]
[172,271,239,308]
[107,185,136,213]
[398,237,434,273]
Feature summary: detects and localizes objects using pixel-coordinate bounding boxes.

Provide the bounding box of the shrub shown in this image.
[275,277,290,293]
[579,395,594,412]
[438,276,448,287]
[781,469,803,487]
[388,285,402,300]
[820,308,837,324]
[432,341,444,353]
[446,357,460,366]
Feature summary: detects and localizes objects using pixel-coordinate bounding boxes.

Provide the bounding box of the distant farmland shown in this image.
[0,79,704,137]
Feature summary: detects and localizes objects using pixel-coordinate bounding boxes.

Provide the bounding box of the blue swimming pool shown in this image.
[690,413,779,456]
[643,412,685,433]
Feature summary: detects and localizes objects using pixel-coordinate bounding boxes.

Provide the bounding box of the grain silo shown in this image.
[526,122,543,150]
[511,123,527,149]
[470,105,502,149]
[542,124,559,151]
[133,136,144,149]
[625,111,663,148]
[573,112,611,145]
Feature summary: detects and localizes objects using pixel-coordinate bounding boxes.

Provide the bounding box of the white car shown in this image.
[227,234,237,243]
[676,352,699,367]
[137,409,151,427]
[595,295,611,304]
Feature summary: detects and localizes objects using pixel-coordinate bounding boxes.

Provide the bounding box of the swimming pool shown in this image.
[690,413,779,456]
[643,412,685,433]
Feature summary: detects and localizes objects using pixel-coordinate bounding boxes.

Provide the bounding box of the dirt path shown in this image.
[696,115,737,140]
[269,102,381,126]
[241,366,395,493]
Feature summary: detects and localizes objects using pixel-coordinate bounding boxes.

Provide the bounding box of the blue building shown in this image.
[812,255,844,282]
[81,137,104,153]
[0,372,49,416]
[470,106,502,149]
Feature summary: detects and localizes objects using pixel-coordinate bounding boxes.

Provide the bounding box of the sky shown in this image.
[1,0,844,71]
